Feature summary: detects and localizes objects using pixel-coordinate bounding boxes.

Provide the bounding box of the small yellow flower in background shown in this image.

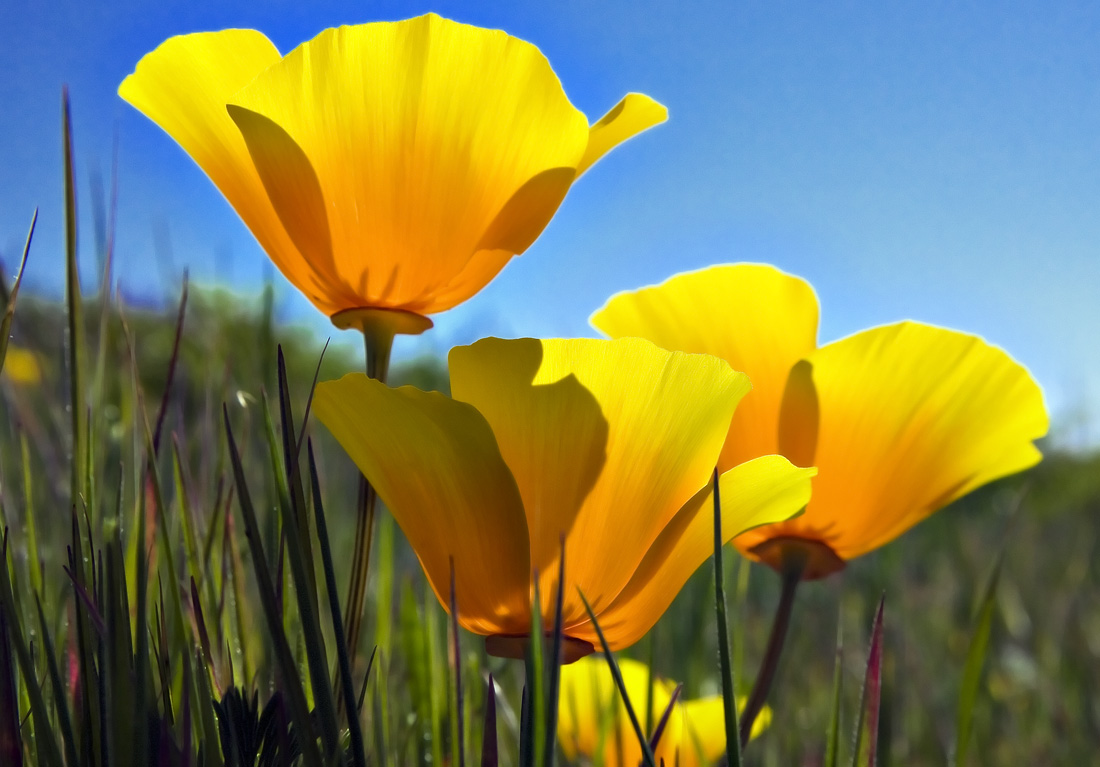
[1,345,41,386]
[119,14,667,333]
[314,337,815,658]
[592,264,1048,578]
[558,656,768,767]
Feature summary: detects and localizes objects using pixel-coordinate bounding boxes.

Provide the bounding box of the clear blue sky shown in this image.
[3,1,1099,447]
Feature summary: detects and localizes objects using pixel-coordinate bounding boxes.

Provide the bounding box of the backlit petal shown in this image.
[591,264,819,470]
[735,322,1049,560]
[578,456,814,649]
[313,374,531,635]
[576,93,669,177]
[448,337,748,627]
[230,14,590,314]
[118,31,354,313]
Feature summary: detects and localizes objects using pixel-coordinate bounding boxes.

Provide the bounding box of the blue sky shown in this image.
[2,1,1099,447]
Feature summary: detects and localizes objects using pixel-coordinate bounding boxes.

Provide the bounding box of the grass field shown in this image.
[3,257,1098,765]
[0,101,1097,767]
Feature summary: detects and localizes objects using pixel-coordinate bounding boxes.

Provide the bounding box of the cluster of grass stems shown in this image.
[0,91,1097,767]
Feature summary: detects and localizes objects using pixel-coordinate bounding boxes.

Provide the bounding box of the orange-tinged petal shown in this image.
[591,264,819,470]
[229,14,590,315]
[577,455,814,649]
[576,93,669,177]
[313,374,531,635]
[448,337,749,627]
[736,321,1049,560]
[117,30,354,313]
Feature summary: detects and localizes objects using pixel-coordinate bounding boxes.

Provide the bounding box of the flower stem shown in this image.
[337,318,396,717]
[739,557,805,747]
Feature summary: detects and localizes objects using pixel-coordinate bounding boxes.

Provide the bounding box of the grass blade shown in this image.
[824,614,843,767]
[521,579,544,767]
[270,350,339,757]
[33,596,80,767]
[0,208,35,376]
[541,540,567,767]
[577,589,656,767]
[850,596,885,767]
[481,674,498,767]
[449,560,467,767]
[647,683,682,756]
[0,605,23,767]
[308,439,367,767]
[0,534,64,767]
[711,469,743,767]
[62,87,88,511]
[954,551,1004,766]
[223,405,323,767]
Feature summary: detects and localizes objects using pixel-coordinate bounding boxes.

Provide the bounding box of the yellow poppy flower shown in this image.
[592,264,1048,578]
[1,345,41,386]
[558,656,769,767]
[119,14,667,332]
[313,337,815,657]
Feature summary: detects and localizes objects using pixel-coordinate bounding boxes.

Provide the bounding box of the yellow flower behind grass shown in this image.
[1,345,41,386]
[558,656,768,767]
[592,264,1048,578]
[314,337,815,659]
[120,14,666,332]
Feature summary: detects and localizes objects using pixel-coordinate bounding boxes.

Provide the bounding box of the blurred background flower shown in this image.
[0,345,41,386]
[558,655,769,767]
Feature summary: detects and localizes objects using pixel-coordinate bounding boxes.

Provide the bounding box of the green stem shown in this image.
[338,322,394,715]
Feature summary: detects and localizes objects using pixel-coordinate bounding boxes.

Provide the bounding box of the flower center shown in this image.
[485,633,595,664]
[750,536,846,581]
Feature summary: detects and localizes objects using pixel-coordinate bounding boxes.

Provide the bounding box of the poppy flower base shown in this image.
[485,633,595,664]
[330,307,434,337]
[750,536,846,581]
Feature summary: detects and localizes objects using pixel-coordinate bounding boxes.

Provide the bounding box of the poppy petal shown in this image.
[577,455,814,649]
[229,14,590,314]
[313,374,532,635]
[449,337,748,626]
[591,263,819,471]
[558,657,676,767]
[576,93,669,177]
[680,695,770,758]
[118,30,352,313]
[736,321,1049,560]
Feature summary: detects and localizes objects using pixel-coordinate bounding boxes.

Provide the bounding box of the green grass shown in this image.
[1,106,1098,766]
